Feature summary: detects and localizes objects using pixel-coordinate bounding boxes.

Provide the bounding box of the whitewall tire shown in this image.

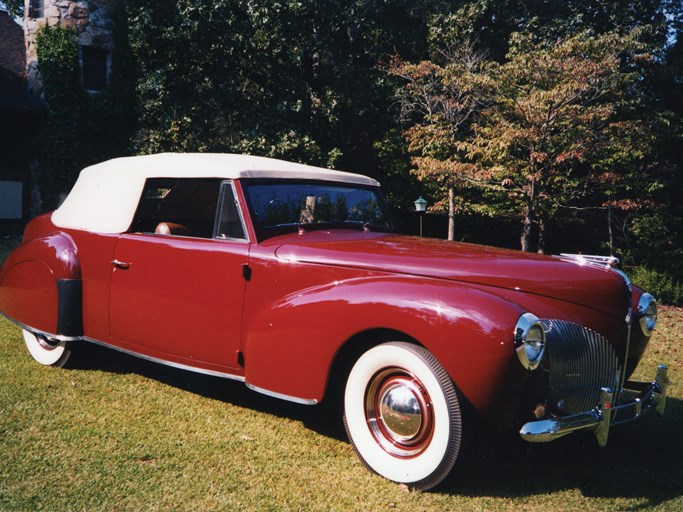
[23,329,72,367]
[343,342,462,490]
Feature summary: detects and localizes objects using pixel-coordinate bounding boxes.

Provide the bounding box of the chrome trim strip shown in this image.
[214,180,251,243]
[520,364,668,445]
[245,383,318,405]
[83,337,246,382]
[0,312,82,343]
[614,321,632,420]
[613,268,634,412]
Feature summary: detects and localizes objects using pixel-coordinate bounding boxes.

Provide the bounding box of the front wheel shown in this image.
[23,329,72,367]
[343,342,462,490]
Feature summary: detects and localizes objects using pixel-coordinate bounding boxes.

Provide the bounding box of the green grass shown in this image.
[0,310,681,511]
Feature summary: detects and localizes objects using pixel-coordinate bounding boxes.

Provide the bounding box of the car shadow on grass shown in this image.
[452,401,679,501]
[441,400,682,508]
[67,342,346,438]
[68,342,681,507]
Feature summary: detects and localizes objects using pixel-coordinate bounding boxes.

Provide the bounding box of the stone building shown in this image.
[24,0,121,94]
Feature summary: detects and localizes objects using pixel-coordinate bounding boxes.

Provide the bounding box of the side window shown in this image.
[81,46,109,92]
[130,178,222,238]
[215,181,246,240]
[29,0,44,18]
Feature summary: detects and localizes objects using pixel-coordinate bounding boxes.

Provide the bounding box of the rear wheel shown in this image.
[343,342,462,490]
[23,329,72,367]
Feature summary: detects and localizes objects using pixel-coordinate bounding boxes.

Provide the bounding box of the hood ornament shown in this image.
[558,253,619,270]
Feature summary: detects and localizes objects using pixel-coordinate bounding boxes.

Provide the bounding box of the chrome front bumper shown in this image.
[519,364,669,447]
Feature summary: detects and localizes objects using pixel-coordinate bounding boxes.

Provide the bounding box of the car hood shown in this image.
[273,232,629,319]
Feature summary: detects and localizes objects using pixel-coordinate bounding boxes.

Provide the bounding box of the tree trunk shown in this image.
[537,215,546,254]
[521,215,532,252]
[448,187,455,241]
[521,181,535,252]
[607,205,615,256]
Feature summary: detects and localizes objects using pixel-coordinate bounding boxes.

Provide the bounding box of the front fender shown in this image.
[243,275,527,417]
[0,233,82,337]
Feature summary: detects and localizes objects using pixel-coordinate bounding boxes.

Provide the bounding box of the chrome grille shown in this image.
[541,320,620,415]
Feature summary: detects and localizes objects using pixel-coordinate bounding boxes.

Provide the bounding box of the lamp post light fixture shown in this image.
[414,196,428,237]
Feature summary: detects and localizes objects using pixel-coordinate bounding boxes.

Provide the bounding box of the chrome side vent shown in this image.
[541,320,620,415]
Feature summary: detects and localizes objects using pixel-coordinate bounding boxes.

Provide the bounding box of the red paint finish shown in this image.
[0,260,58,333]
[241,253,528,418]
[109,233,248,372]
[2,232,80,281]
[0,228,81,334]
[65,230,118,342]
[21,212,59,243]
[274,233,629,321]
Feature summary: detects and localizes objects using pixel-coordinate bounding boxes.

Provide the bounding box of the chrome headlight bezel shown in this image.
[637,292,657,337]
[514,313,546,370]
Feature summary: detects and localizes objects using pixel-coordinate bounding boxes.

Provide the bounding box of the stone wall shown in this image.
[24,0,121,93]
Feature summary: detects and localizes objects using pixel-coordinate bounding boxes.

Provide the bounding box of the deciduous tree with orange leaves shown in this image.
[390,31,656,252]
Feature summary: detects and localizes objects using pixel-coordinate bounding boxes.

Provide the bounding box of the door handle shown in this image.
[112,259,131,270]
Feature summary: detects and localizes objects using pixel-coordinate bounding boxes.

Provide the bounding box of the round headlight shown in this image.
[637,292,657,337]
[514,313,546,370]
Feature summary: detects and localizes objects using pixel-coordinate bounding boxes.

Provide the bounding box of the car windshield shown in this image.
[242,180,396,239]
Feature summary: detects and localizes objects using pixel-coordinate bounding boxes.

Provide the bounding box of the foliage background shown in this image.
[24,0,683,302]
[33,10,136,208]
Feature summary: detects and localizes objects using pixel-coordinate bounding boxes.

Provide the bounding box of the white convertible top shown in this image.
[52,153,380,234]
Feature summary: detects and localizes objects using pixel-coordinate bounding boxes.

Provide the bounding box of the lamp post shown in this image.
[414,196,428,237]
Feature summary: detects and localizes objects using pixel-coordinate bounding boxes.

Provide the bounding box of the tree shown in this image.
[388,43,494,240]
[127,0,443,166]
[427,0,677,62]
[476,32,651,252]
[392,31,655,252]
[1,0,22,18]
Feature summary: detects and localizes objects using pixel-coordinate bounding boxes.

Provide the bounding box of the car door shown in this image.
[109,179,249,372]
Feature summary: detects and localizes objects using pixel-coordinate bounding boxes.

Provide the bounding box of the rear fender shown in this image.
[0,233,82,338]
[243,275,526,415]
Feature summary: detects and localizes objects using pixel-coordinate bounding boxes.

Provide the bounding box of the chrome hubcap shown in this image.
[36,335,61,351]
[365,368,434,458]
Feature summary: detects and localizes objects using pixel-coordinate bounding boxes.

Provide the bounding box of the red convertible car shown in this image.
[0,153,668,489]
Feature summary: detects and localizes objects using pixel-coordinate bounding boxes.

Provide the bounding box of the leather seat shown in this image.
[154,222,191,236]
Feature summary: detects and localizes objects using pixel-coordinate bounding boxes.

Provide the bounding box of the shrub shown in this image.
[629,266,683,306]
[34,17,136,211]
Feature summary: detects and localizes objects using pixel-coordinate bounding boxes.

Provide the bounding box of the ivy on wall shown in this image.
[34,15,136,209]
